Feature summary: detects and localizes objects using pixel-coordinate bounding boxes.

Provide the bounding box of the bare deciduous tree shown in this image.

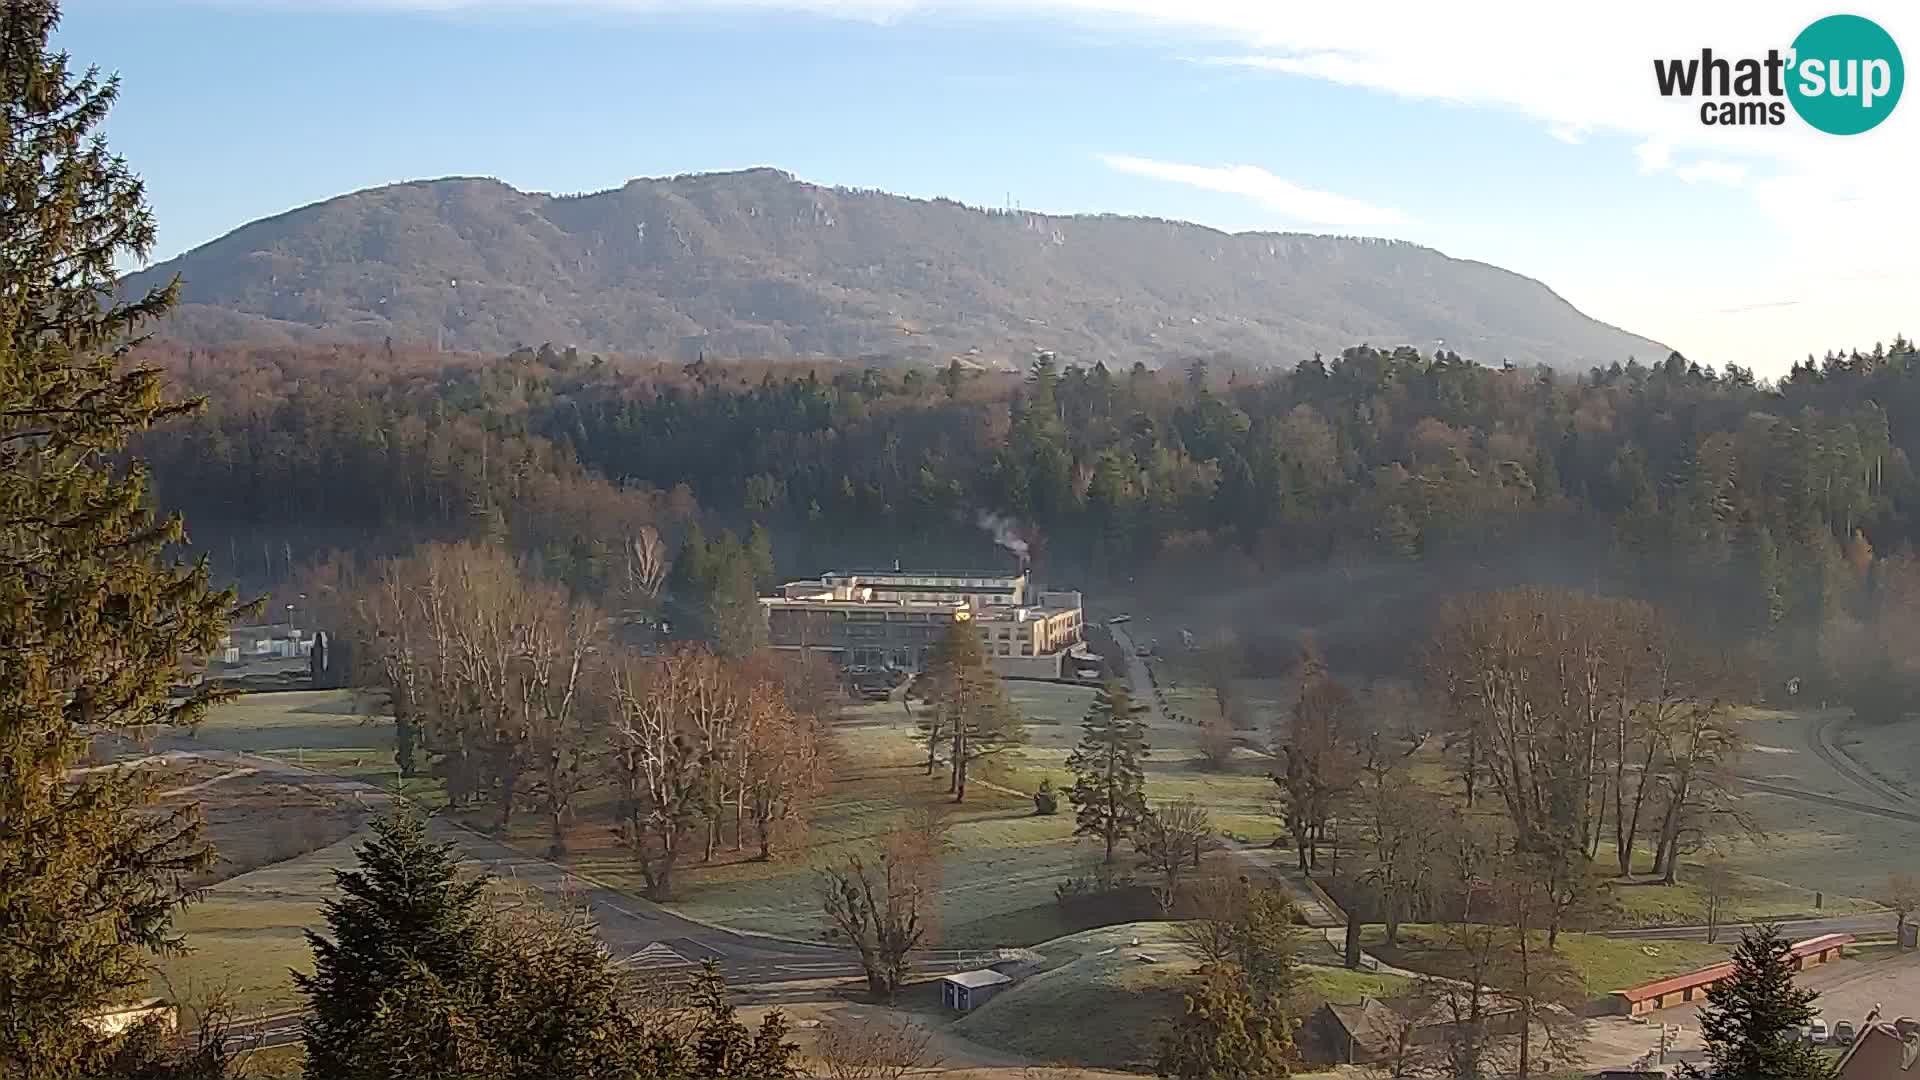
[1701,854,1735,944]
[610,649,708,900]
[1134,797,1218,911]
[625,524,669,609]
[1885,872,1920,947]
[819,814,944,1002]
[1272,638,1361,873]
[814,1014,941,1080]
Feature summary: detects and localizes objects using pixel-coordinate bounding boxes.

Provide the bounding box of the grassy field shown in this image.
[168,683,1893,966]
[954,921,1406,1071]
[151,832,366,1012]
[186,690,392,755]
[1708,710,1909,904]
[1831,714,1920,801]
[1360,924,1730,997]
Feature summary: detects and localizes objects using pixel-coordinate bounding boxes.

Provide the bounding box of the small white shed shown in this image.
[940,968,1013,1012]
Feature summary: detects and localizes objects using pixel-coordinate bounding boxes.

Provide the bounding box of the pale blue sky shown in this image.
[62,1,1920,374]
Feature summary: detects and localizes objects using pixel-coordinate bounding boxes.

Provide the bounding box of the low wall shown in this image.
[1609,934,1853,1016]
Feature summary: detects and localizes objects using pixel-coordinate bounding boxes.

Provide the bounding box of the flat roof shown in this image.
[826,570,1025,580]
[941,969,1013,988]
[762,597,965,610]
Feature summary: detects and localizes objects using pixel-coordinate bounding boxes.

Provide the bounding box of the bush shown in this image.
[1054,859,1136,906]
[1033,777,1059,816]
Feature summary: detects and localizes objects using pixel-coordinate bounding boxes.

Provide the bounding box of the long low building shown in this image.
[761,567,1086,678]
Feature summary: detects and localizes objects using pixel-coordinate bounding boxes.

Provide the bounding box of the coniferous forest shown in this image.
[137,336,1920,715]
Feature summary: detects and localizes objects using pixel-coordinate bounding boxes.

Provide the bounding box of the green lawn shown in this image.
[1604,867,1877,927]
[1360,924,1729,997]
[188,690,390,754]
[183,686,1293,948]
[1299,964,1411,1005]
[152,832,366,1011]
[954,921,1405,1071]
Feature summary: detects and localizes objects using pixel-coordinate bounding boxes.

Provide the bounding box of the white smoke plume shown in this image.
[975,511,1029,558]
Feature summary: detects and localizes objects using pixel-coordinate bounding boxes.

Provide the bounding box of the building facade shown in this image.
[762,569,1084,678]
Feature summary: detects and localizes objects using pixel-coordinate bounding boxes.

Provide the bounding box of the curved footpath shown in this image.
[150,739,866,1006]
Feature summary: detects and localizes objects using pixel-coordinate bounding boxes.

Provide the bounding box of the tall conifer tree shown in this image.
[1684,924,1828,1080]
[1065,680,1150,863]
[0,2,238,1074]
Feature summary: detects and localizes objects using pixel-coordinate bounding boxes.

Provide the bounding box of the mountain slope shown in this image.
[126,167,1666,370]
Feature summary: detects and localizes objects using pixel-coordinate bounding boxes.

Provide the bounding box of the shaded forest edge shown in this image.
[140,336,1920,721]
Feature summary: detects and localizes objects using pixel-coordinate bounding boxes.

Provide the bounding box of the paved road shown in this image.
[1602,912,1895,942]
[1105,623,1163,725]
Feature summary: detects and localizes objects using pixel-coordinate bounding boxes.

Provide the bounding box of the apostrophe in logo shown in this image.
[1787,14,1903,134]
[1652,13,1903,134]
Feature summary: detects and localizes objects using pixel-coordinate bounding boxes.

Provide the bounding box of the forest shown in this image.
[135,335,1920,718]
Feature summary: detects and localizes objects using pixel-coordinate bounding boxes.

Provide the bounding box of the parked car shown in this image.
[1833,1020,1857,1045]
[1807,1018,1829,1044]
[1895,1016,1919,1039]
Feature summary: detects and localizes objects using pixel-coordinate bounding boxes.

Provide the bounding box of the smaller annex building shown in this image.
[939,969,1013,1013]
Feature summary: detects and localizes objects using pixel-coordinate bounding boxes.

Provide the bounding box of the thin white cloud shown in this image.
[1547,121,1588,145]
[1675,160,1747,186]
[1633,140,1673,174]
[1098,153,1408,227]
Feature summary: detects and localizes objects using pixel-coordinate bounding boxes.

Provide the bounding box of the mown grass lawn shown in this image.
[152,832,367,1012]
[1360,923,1730,997]
[954,921,1405,1071]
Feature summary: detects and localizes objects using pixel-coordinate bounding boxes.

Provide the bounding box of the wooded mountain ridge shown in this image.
[124,167,1665,371]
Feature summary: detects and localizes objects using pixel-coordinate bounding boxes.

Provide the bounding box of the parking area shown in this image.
[1583,950,1920,1071]
[1644,951,1920,1059]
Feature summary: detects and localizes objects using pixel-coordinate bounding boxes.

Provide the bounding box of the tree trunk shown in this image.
[955,744,970,803]
[734,788,746,852]
[497,771,516,832]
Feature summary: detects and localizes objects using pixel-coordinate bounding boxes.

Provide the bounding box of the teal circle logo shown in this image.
[1787,14,1903,135]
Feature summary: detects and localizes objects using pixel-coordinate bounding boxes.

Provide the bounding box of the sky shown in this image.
[62,0,1920,376]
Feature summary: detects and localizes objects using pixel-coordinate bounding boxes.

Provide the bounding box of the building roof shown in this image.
[827,569,1024,581]
[1836,1024,1920,1079]
[941,969,1014,989]
[1323,998,1412,1056]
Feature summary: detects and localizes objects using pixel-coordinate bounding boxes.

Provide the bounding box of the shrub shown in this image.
[1033,777,1060,816]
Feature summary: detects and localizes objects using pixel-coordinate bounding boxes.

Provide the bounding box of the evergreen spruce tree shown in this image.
[1154,966,1296,1080]
[1065,680,1151,863]
[1683,924,1827,1080]
[690,961,799,1080]
[295,813,489,1079]
[0,3,238,1074]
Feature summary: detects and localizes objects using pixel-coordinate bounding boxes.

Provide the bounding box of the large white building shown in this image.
[762,568,1087,678]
